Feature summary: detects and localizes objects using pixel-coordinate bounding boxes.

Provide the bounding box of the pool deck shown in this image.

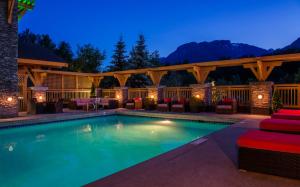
[1,109,300,186]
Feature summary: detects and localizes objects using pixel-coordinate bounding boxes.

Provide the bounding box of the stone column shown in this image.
[0,0,18,118]
[30,86,48,103]
[249,82,273,115]
[114,87,128,107]
[147,86,165,103]
[190,83,213,105]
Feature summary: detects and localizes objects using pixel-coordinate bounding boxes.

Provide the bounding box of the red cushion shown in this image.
[260,118,300,133]
[178,97,186,105]
[164,98,171,103]
[272,113,300,120]
[133,97,142,102]
[277,109,300,114]
[237,130,300,154]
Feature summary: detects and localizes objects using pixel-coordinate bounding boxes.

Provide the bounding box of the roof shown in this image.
[18,41,65,63]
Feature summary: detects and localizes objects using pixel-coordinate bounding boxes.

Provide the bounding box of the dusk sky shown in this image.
[19,0,300,66]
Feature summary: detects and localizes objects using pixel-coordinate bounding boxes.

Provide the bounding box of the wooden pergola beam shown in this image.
[114,74,131,87]
[188,66,216,84]
[147,70,168,86]
[88,76,103,87]
[243,61,283,81]
[7,0,15,24]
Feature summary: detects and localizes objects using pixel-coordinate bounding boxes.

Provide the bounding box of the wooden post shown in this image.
[243,61,282,81]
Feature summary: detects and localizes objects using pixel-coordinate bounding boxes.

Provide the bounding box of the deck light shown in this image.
[258,94,263,100]
[38,96,43,101]
[116,95,120,99]
[196,95,200,98]
[7,97,13,102]
[150,95,154,99]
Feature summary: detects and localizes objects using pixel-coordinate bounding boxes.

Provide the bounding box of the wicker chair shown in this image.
[157,98,171,112]
[171,98,187,113]
[216,98,237,114]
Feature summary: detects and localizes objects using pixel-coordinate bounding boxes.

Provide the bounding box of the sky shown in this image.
[19,0,300,66]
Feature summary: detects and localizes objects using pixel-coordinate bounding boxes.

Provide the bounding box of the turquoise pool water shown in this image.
[0,115,227,187]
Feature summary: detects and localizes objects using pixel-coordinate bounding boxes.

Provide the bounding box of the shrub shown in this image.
[144,98,156,110]
[272,91,283,112]
[189,96,205,113]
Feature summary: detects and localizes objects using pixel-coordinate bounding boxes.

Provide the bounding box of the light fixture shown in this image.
[150,95,154,99]
[258,94,263,100]
[38,96,43,100]
[196,95,200,98]
[7,97,13,102]
[116,95,120,99]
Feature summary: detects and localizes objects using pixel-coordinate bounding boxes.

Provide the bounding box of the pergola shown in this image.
[7,0,34,24]
[29,53,300,87]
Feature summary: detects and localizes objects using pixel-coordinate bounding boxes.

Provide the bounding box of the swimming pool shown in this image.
[0,115,228,187]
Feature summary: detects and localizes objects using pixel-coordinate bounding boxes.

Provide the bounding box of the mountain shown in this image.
[281,37,300,51]
[162,40,269,65]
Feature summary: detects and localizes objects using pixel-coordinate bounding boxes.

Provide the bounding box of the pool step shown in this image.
[191,138,208,145]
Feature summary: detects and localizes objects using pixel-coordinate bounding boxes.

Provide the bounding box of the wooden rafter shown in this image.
[88,76,103,87]
[188,66,216,84]
[7,0,15,24]
[147,71,168,86]
[243,61,283,81]
[114,74,131,87]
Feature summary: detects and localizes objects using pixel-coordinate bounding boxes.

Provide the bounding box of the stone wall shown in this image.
[190,83,212,105]
[0,0,18,118]
[250,82,273,115]
[147,86,164,103]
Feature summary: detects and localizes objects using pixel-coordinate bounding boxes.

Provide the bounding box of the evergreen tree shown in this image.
[128,35,149,69]
[108,36,128,71]
[55,41,73,65]
[38,34,56,51]
[19,29,38,44]
[128,35,151,87]
[149,50,161,67]
[71,44,105,73]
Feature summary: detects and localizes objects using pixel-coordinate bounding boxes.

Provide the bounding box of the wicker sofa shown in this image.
[237,130,300,179]
[157,98,171,112]
[171,98,187,113]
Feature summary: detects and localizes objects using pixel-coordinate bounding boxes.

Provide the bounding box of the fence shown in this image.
[214,85,250,105]
[128,88,148,99]
[163,87,192,99]
[274,84,300,108]
[101,89,116,98]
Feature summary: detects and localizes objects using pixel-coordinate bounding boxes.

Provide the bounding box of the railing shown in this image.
[46,89,91,101]
[128,88,148,99]
[164,87,192,99]
[214,85,250,105]
[101,89,116,98]
[274,84,300,108]
[18,91,32,112]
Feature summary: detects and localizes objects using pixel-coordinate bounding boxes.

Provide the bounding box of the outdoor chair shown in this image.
[237,130,300,179]
[216,98,237,114]
[125,99,135,109]
[171,98,187,113]
[157,98,171,112]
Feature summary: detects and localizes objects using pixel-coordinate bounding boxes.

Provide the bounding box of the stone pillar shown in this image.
[114,87,128,107]
[0,0,18,118]
[250,82,273,115]
[147,86,165,103]
[190,83,213,105]
[30,87,48,103]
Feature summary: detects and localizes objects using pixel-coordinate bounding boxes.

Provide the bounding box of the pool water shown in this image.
[0,115,227,187]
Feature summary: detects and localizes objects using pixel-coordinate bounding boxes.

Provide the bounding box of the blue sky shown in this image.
[19,0,300,66]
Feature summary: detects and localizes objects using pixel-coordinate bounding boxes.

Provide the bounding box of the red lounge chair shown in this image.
[272,113,300,120]
[157,98,171,112]
[171,98,187,113]
[277,109,300,114]
[260,118,300,134]
[237,130,300,179]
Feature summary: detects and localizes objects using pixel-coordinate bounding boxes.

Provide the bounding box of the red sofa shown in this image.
[260,118,300,134]
[157,98,171,112]
[237,130,300,179]
[277,109,300,114]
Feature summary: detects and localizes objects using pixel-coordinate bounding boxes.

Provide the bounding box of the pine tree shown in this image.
[128,35,149,69]
[38,34,56,51]
[55,41,73,65]
[108,36,127,71]
[149,50,160,67]
[128,35,151,87]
